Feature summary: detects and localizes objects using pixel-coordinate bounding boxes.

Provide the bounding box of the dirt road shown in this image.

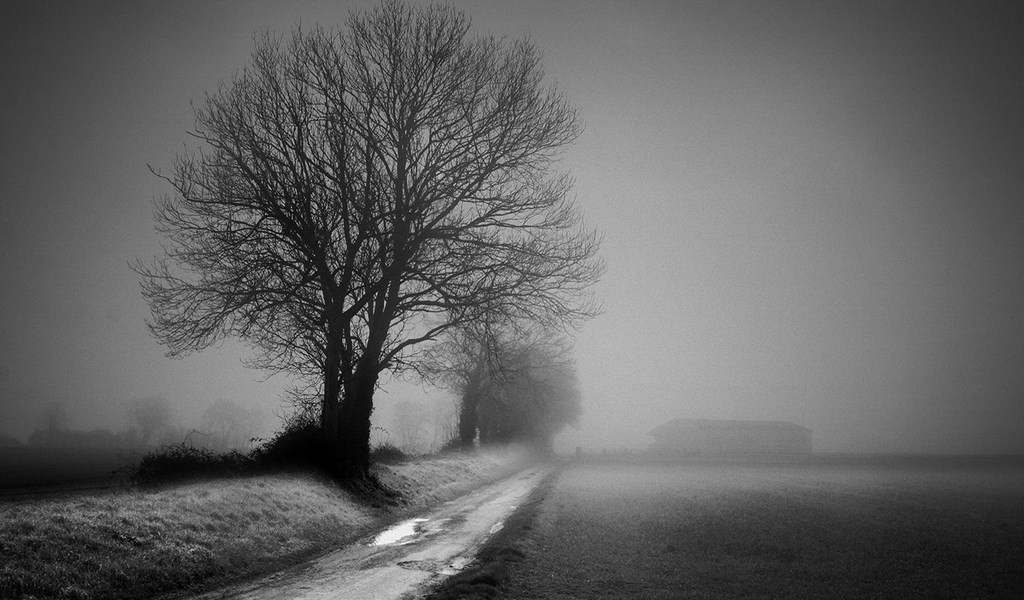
[190,464,552,600]
[443,458,1024,599]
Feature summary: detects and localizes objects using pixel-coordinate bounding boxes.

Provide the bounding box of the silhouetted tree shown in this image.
[135,2,601,476]
[422,324,581,450]
[417,319,544,446]
[417,321,517,448]
[478,338,582,452]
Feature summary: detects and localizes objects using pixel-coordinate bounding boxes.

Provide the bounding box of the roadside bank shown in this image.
[0,445,536,600]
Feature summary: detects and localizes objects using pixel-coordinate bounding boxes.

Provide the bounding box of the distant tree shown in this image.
[417,321,516,448]
[27,427,132,449]
[134,2,601,476]
[127,396,172,446]
[421,395,460,452]
[422,324,581,450]
[73,429,121,448]
[434,397,460,451]
[390,399,432,451]
[28,402,69,445]
[38,401,69,434]
[0,432,23,447]
[477,343,582,452]
[157,425,192,447]
[199,399,265,451]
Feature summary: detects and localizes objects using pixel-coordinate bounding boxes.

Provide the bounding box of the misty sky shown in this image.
[2,0,1023,454]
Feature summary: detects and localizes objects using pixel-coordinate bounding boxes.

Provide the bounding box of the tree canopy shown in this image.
[135,1,601,475]
[421,324,582,450]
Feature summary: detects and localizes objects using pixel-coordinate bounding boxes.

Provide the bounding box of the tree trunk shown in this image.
[321,341,342,449]
[336,360,378,478]
[458,366,486,448]
[458,387,478,448]
[478,416,492,445]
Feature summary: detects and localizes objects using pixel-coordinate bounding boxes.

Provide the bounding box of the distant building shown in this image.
[648,419,812,456]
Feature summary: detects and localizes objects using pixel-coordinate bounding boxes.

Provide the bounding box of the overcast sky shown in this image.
[2,0,1023,453]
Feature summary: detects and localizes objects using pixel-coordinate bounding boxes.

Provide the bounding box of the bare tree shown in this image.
[199,399,265,451]
[417,320,518,448]
[473,334,581,451]
[127,396,172,446]
[429,394,460,451]
[37,401,69,434]
[28,401,70,445]
[390,399,431,451]
[135,2,602,476]
[423,323,580,450]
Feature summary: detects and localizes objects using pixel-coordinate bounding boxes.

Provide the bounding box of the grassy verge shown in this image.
[0,447,533,600]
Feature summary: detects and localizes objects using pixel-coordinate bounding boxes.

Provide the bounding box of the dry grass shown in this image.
[0,447,532,600]
[437,459,1024,600]
[376,446,535,506]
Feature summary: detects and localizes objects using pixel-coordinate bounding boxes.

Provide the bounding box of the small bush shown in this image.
[369,442,407,464]
[251,420,328,471]
[129,414,442,487]
[131,443,252,486]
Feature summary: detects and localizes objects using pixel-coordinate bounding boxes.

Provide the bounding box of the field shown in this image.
[0,447,140,492]
[441,457,1024,599]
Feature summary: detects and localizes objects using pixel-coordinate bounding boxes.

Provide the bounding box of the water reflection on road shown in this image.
[370,518,429,546]
[369,517,460,546]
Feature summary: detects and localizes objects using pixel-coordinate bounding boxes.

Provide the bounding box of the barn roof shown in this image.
[647,418,811,437]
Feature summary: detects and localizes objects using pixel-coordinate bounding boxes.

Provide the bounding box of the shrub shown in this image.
[369,442,407,464]
[131,443,252,486]
[250,419,328,471]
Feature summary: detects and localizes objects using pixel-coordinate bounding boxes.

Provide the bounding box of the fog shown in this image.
[2,1,1023,456]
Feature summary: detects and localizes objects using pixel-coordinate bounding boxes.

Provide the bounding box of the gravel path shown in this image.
[188,465,551,600]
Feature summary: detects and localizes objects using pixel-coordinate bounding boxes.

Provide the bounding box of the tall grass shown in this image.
[1,474,374,599]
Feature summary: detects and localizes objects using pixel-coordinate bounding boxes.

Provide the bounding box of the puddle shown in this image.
[370,518,429,546]
[369,517,454,546]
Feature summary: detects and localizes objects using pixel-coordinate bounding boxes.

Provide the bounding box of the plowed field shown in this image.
[490,458,1024,599]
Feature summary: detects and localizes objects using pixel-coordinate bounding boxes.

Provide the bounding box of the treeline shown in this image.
[7,397,265,452]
